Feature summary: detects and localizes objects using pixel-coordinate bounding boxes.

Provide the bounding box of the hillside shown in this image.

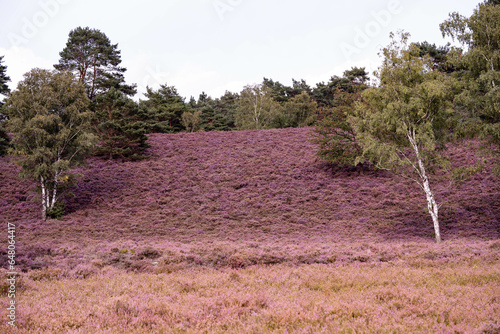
[1,127,499,273]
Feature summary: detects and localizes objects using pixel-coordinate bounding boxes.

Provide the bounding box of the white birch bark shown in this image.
[40,176,47,220]
[407,128,442,243]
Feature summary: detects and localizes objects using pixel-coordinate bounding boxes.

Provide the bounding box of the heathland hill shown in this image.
[1,127,499,272]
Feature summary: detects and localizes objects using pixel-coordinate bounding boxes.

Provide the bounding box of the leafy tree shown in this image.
[0,56,11,156]
[181,110,202,132]
[235,84,282,130]
[440,2,500,150]
[274,92,317,128]
[139,84,191,133]
[93,88,149,160]
[54,27,136,102]
[350,32,455,243]
[5,69,97,220]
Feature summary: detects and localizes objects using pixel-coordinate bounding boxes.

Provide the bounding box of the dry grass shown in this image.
[1,261,499,333]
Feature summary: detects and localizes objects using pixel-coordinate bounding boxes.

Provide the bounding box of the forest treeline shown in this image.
[0,1,498,242]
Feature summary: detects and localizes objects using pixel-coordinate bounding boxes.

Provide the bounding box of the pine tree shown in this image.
[139,84,191,133]
[54,27,136,102]
[93,88,149,160]
[0,56,11,156]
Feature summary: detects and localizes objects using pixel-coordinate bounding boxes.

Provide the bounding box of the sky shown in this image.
[0,0,480,101]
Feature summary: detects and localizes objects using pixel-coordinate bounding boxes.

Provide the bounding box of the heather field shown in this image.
[1,127,500,333]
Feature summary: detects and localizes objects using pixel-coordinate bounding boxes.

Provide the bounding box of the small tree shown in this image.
[350,32,455,243]
[6,69,97,220]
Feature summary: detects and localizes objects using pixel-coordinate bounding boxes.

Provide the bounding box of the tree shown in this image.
[139,84,191,133]
[181,110,202,132]
[198,91,239,131]
[93,88,149,160]
[440,2,500,150]
[54,27,136,102]
[312,69,368,108]
[5,69,97,220]
[350,32,455,243]
[0,56,10,96]
[235,84,282,130]
[311,67,368,166]
[413,41,458,73]
[0,56,11,156]
[275,92,317,128]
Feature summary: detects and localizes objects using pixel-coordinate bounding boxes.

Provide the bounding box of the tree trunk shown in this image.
[421,172,441,243]
[408,129,442,243]
[40,176,47,221]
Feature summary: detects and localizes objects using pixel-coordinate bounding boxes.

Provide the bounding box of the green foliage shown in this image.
[311,67,368,166]
[451,163,485,184]
[139,84,191,133]
[0,124,10,156]
[263,78,312,104]
[5,69,97,220]
[0,56,11,156]
[274,92,317,128]
[350,32,455,243]
[440,3,500,149]
[181,110,202,132]
[312,68,368,108]
[312,92,363,166]
[93,88,150,160]
[54,27,136,101]
[196,91,238,132]
[46,200,65,219]
[413,41,458,73]
[351,33,454,172]
[235,84,282,130]
[0,56,10,96]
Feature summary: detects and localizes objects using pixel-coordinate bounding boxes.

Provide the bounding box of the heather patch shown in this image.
[0,127,498,331]
[0,262,499,333]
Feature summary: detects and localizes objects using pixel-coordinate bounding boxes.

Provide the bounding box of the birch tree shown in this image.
[350,32,455,243]
[6,69,97,220]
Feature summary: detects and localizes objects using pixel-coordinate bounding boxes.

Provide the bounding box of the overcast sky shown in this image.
[0,0,479,101]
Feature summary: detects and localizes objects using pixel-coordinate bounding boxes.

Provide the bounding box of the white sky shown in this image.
[0,0,479,101]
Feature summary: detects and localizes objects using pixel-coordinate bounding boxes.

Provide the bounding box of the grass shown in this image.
[1,261,499,333]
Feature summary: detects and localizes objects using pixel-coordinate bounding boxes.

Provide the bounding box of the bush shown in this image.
[46,200,66,220]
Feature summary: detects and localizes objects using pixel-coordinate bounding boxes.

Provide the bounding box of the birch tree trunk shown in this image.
[40,176,47,221]
[408,129,442,243]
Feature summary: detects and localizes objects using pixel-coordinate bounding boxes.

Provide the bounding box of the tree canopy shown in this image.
[54,27,136,102]
[6,69,97,220]
[350,32,455,243]
[440,1,500,149]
